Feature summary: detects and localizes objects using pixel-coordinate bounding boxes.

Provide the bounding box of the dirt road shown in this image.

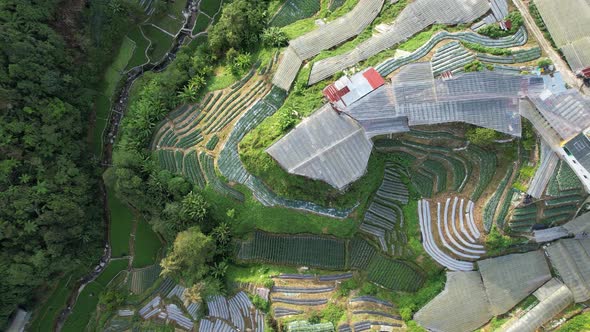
[511,0,588,93]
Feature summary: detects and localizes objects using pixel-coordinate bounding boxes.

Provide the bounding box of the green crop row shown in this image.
[496,188,516,230]
[466,145,497,201]
[367,254,425,292]
[238,231,347,269]
[431,153,469,192]
[421,159,447,193]
[411,170,434,198]
[176,129,203,149]
[542,204,577,218]
[545,195,583,206]
[207,81,268,134]
[482,165,514,232]
[349,237,377,270]
[183,150,206,188]
[199,152,244,201]
[270,0,321,27]
[157,150,178,173]
[206,135,219,150]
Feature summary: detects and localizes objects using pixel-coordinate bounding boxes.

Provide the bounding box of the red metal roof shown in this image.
[323,84,350,103]
[581,67,590,78]
[362,68,385,89]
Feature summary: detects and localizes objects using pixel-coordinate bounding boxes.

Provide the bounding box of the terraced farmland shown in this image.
[270,0,321,27]
[150,65,271,199]
[367,254,425,292]
[359,163,409,256]
[238,231,347,269]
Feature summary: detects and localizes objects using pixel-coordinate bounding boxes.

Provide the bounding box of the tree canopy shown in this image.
[208,0,268,55]
[0,0,143,327]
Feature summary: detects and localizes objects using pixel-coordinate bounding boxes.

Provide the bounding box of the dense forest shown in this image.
[0,0,143,327]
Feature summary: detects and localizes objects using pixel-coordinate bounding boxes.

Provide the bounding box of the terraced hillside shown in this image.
[506,161,587,233]
[238,232,425,292]
[270,273,406,331]
[151,62,275,200]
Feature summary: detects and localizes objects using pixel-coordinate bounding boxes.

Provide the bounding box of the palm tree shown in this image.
[160,255,180,277]
[211,261,228,279]
[212,222,231,245]
[183,283,204,305]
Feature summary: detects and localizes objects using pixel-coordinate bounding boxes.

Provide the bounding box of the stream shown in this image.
[54,1,196,330]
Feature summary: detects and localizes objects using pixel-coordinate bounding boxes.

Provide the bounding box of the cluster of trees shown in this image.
[208,0,268,55]
[478,11,524,38]
[0,0,144,327]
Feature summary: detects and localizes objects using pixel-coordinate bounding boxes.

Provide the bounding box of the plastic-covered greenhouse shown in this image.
[266,105,373,190]
[308,0,491,84]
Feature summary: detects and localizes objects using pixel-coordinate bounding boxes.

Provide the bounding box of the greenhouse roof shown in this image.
[266,105,373,190]
[566,132,590,172]
[504,278,574,332]
[478,251,552,315]
[546,239,590,302]
[414,271,493,332]
[534,0,590,72]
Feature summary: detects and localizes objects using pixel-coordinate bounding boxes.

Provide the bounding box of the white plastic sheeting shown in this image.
[267,104,373,190]
[309,0,490,84]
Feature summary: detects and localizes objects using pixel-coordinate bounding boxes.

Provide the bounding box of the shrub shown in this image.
[466,127,498,145]
[251,294,270,313]
[262,27,289,48]
[478,11,523,38]
[464,60,485,72]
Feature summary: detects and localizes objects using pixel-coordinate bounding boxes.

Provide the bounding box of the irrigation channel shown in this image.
[54,1,198,330]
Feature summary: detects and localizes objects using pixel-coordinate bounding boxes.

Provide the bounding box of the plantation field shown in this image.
[270,0,321,27]
[200,0,223,17]
[238,231,347,269]
[142,25,173,63]
[92,94,111,155]
[61,281,104,332]
[192,13,211,34]
[108,191,134,257]
[92,37,135,155]
[95,259,128,287]
[133,219,162,268]
[367,255,425,292]
[103,37,135,97]
[126,27,150,69]
[147,0,186,35]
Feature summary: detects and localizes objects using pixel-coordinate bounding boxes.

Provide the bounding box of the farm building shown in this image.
[272,61,590,192]
[323,67,385,110]
[533,0,590,74]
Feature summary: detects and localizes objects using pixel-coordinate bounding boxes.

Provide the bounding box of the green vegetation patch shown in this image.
[142,25,173,63]
[126,27,150,69]
[133,219,162,268]
[28,276,74,332]
[108,191,134,257]
[367,255,425,292]
[238,231,347,269]
[193,13,211,34]
[95,259,129,287]
[61,282,104,332]
[200,0,223,17]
